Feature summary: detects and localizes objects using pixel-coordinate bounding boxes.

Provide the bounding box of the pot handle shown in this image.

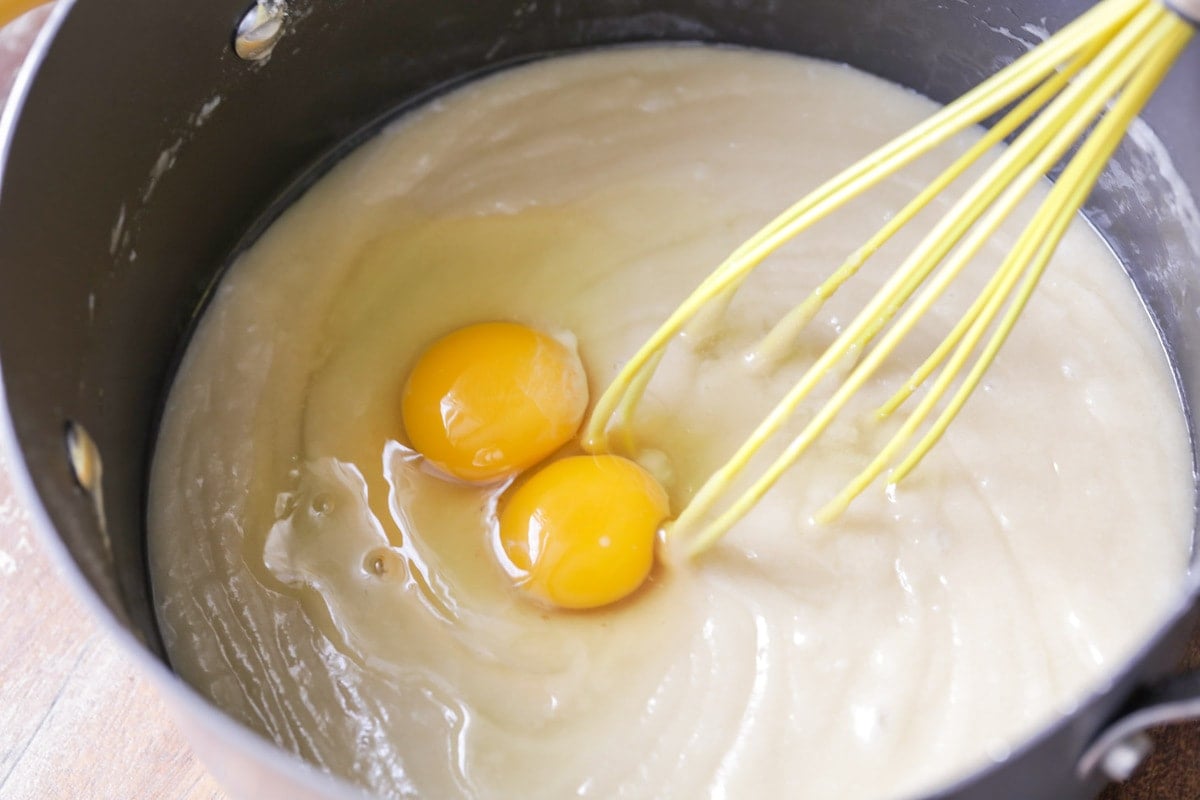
[1076,669,1200,782]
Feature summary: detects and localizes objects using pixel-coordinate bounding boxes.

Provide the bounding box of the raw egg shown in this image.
[497,455,670,610]
[402,322,588,482]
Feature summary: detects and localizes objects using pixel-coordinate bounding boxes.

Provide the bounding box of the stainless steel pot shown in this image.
[0,1,1197,798]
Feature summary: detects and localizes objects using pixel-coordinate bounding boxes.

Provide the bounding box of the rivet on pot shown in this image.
[1098,731,1153,783]
[234,0,287,62]
[65,420,102,494]
[64,420,111,555]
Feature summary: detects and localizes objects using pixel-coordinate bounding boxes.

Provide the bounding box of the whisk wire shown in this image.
[822,15,1183,519]
[888,16,1194,486]
[749,43,1103,370]
[706,0,1144,291]
[844,2,1163,356]
[582,0,1145,453]
[581,0,1194,558]
[874,6,1179,421]
[671,2,1172,552]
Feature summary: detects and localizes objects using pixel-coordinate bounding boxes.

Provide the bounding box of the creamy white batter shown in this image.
[148,47,1193,799]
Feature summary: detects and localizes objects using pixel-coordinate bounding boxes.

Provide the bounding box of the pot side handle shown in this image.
[1076,669,1200,783]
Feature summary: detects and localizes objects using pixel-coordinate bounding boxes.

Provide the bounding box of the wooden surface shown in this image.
[0,7,1197,800]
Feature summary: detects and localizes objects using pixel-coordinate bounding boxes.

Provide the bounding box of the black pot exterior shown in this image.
[0,1,1196,799]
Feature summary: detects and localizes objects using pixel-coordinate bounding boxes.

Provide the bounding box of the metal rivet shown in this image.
[65,420,102,493]
[1100,731,1154,783]
[64,420,112,559]
[234,0,287,62]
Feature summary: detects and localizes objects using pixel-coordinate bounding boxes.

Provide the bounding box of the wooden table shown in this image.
[0,7,1197,800]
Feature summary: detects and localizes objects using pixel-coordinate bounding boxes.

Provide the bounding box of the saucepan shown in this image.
[0,0,1197,798]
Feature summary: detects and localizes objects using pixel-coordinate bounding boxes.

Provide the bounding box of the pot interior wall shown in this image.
[0,0,1196,785]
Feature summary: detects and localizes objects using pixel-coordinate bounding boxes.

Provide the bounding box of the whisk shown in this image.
[582,0,1198,558]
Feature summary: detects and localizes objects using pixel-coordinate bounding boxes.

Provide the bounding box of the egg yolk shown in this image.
[402,322,589,482]
[497,455,670,610]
